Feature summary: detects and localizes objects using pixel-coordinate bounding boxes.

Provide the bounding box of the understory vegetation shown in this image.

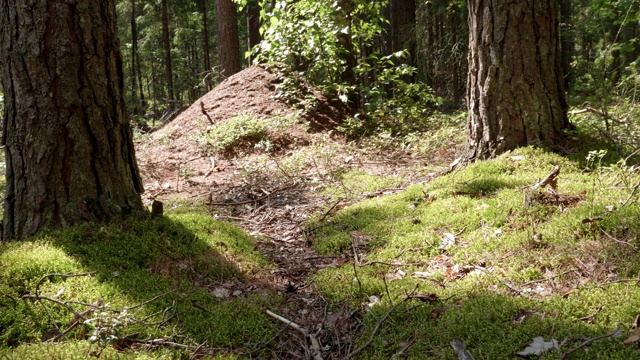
[3,112,640,359]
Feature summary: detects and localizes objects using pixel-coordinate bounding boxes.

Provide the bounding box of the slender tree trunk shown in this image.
[560,0,574,92]
[465,0,569,160]
[390,0,416,60]
[161,0,175,105]
[136,47,145,112]
[246,0,262,65]
[0,0,145,239]
[202,0,213,90]
[215,0,242,81]
[131,0,139,115]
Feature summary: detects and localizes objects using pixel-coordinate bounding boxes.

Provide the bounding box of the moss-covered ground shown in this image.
[2,112,640,359]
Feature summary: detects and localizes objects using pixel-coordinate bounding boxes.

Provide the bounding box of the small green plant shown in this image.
[196,113,298,154]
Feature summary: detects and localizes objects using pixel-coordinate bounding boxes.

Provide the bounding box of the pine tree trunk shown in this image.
[215,0,241,81]
[202,0,213,91]
[465,0,569,160]
[0,0,146,239]
[246,0,262,65]
[131,0,139,115]
[161,0,175,105]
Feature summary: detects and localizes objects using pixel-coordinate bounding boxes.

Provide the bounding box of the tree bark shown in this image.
[246,0,262,65]
[0,0,146,239]
[201,0,213,91]
[161,0,175,105]
[465,0,569,160]
[560,0,574,91]
[130,0,139,114]
[215,0,242,81]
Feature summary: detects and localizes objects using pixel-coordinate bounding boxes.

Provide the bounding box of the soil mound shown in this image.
[136,65,350,202]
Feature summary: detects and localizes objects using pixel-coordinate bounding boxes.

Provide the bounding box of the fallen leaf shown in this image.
[365,295,380,307]
[623,328,640,345]
[440,233,456,249]
[412,271,434,279]
[391,334,417,359]
[386,270,406,281]
[431,308,444,319]
[450,339,476,360]
[582,217,603,223]
[517,337,560,356]
[409,292,439,302]
[211,287,230,298]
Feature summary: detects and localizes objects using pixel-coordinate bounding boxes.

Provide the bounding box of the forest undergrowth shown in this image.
[2,109,640,359]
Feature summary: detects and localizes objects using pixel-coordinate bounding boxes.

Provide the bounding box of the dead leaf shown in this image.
[365,295,381,307]
[211,287,230,298]
[517,337,560,356]
[450,339,476,360]
[409,292,439,302]
[623,328,640,345]
[386,269,406,282]
[581,217,603,223]
[431,308,444,319]
[391,333,417,359]
[440,233,456,249]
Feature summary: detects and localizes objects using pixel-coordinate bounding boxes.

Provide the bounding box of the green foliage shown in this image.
[196,112,299,154]
[253,0,437,134]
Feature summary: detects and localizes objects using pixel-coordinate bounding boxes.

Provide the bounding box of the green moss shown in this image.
[0,212,278,357]
[311,146,640,359]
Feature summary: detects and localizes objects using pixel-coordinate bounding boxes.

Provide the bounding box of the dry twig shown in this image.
[559,324,622,360]
[266,310,323,360]
[207,183,298,206]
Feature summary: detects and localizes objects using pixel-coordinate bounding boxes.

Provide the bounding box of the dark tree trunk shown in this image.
[215,0,242,81]
[465,0,569,160]
[161,0,175,105]
[131,0,139,114]
[246,0,262,65]
[560,0,574,91]
[202,0,213,90]
[0,0,146,240]
[390,0,416,61]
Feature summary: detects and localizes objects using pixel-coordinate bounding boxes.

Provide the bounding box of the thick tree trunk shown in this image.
[215,0,242,81]
[0,0,146,239]
[161,0,175,105]
[465,0,569,160]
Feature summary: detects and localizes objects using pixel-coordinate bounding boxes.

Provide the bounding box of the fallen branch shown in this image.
[600,229,638,251]
[531,166,560,191]
[266,310,323,360]
[200,101,214,125]
[207,183,298,206]
[578,305,604,322]
[559,324,622,360]
[203,157,216,178]
[570,107,624,124]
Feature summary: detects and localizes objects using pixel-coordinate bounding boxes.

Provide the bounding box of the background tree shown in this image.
[161,0,175,106]
[465,0,570,160]
[0,0,146,239]
[216,0,242,80]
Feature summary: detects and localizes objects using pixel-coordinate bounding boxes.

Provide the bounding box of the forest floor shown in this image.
[135,65,461,357]
[4,66,640,360]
